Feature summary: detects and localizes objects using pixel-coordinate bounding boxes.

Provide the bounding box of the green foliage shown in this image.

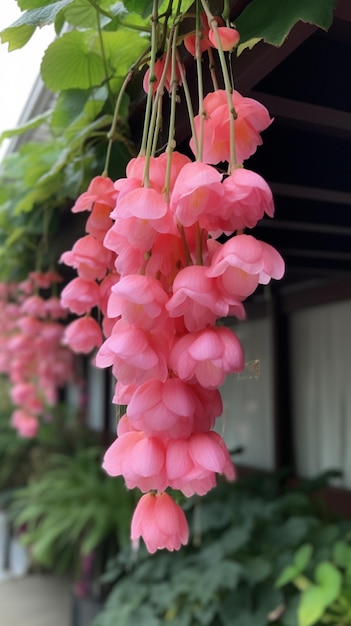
[11,446,136,582]
[236,0,337,54]
[92,473,351,626]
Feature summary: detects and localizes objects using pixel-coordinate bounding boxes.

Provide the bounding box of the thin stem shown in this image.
[200,0,237,172]
[195,0,204,161]
[195,222,203,265]
[103,67,134,176]
[178,224,193,265]
[151,95,163,156]
[96,10,114,107]
[207,46,219,90]
[164,21,180,202]
[86,0,113,19]
[177,56,198,156]
[139,0,160,167]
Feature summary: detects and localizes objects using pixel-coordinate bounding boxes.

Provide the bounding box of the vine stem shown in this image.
[195,0,205,162]
[200,0,237,172]
[164,19,181,202]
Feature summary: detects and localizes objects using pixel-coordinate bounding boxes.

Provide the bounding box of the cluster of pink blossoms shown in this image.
[60,70,285,551]
[0,272,73,437]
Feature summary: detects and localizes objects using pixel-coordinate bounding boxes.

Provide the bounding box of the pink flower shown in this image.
[166,265,234,332]
[95,320,169,385]
[127,378,198,439]
[166,431,235,496]
[103,430,168,492]
[190,90,272,165]
[208,26,240,51]
[170,326,244,388]
[11,409,39,438]
[206,234,285,300]
[20,295,46,318]
[131,492,189,553]
[170,161,223,227]
[107,275,169,330]
[204,168,274,235]
[44,297,68,319]
[126,152,190,193]
[86,202,113,241]
[60,235,115,281]
[63,317,102,354]
[61,277,100,315]
[71,176,117,213]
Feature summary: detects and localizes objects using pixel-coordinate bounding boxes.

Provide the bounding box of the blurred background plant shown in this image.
[91,471,351,626]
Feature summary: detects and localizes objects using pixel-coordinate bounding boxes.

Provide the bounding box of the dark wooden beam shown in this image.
[270,182,351,206]
[247,91,351,138]
[234,21,317,93]
[258,219,351,237]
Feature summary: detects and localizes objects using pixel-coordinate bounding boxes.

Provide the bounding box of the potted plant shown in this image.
[10,445,136,625]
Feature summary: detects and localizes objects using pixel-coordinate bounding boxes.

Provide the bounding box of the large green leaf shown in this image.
[314,562,342,605]
[0,0,73,49]
[41,30,106,90]
[0,111,51,143]
[236,0,338,54]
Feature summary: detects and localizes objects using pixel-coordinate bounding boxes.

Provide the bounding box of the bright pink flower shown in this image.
[166,265,236,332]
[11,409,39,438]
[95,320,169,385]
[60,235,115,281]
[170,161,223,227]
[206,234,285,300]
[63,317,102,354]
[20,295,47,318]
[208,26,240,51]
[86,202,113,241]
[131,492,189,553]
[107,275,169,330]
[61,277,101,315]
[170,326,244,388]
[115,187,176,235]
[99,272,120,317]
[17,316,43,337]
[166,431,235,496]
[142,55,183,95]
[71,176,117,213]
[103,430,168,492]
[126,152,191,194]
[184,12,223,57]
[127,378,198,439]
[190,90,272,165]
[204,168,274,235]
[10,382,43,414]
[44,297,68,319]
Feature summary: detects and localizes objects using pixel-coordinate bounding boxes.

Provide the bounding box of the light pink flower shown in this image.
[61,278,101,315]
[11,409,39,438]
[20,295,47,318]
[190,89,272,165]
[204,168,274,235]
[60,235,115,281]
[131,492,189,553]
[107,275,169,330]
[86,202,113,241]
[206,234,285,300]
[103,430,168,492]
[170,326,244,388]
[71,176,117,213]
[95,320,169,385]
[166,265,233,332]
[166,431,235,496]
[63,317,102,354]
[170,161,223,227]
[208,26,240,51]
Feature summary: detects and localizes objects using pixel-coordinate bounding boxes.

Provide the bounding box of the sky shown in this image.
[0,0,54,158]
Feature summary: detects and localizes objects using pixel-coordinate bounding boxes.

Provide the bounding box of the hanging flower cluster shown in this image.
[60,1,285,553]
[0,272,73,438]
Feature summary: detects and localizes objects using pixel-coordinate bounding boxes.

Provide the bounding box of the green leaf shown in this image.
[276,564,300,588]
[18,0,60,8]
[243,556,272,584]
[314,562,342,605]
[236,0,337,54]
[294,544,313,572]
[333,540,351,568]
[0,24,36,50]
[63,0,114,28]
[0,0,73,49]
[41,30,105,91]
[298,586,327,626]
[0,111,51,144]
